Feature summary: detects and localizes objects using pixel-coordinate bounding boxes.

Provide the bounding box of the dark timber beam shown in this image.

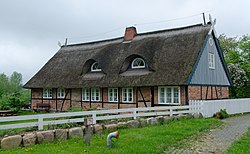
[80,88,83,109]
[61,89,70,111]
[89,88,92,108]
[70,89,72,108]
[55,88,58,112]
[211,86,213,99]
[138,87,147,107]
[136,87,138,108]
[41,89,44,104]
[205,86,209,100]
[101,88,104,108]
[200,86,202,100]
[150,86,154,107]
[185,86,189,105]
[215,86,219,99]
[118,87,121,109]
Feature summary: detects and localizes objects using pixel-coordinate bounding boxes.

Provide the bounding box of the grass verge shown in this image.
[0,118,220,154]
[227,128,250,154]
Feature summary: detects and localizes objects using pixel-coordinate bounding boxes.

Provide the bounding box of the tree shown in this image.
[0,73,10,97]
[9,71,22,93]
[0,72,31,112]
[219,34,250,98]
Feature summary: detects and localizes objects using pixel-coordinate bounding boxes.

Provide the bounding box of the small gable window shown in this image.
[91,62,102,72]
[208,53,215,69]
[132,58,145,69]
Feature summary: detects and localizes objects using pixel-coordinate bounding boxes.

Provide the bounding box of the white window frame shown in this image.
[43,88,52,99]
[158,86,180,105]
[91,62,102,72]
[91,88,100,101]
[108,88,118,102]
[209,38,214,46]
[122,88,133,103]
[82,88,90,101]
[132,58,145,69]
[208,52,215,69]
[57,88,65,98]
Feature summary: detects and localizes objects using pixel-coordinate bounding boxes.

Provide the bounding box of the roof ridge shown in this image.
[63,23,210,47]
[137,23,208,36]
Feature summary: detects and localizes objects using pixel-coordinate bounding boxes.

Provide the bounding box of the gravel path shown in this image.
[165,114,250,154]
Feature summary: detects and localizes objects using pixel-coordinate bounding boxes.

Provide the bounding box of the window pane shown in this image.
[123,90,126,101]
[43,89,52,98]
[92,90,95,100]
[174,98,179,103]
[173,88,179,103]
[160,98,165,103]
[108,88,118,102]
[122,88,133,102]
[132,58,145,68]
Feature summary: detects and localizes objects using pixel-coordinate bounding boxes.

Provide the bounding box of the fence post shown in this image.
[133,109,137,120]
[92,113,96,124]
[170,108,173,117]
[38,116,43,130]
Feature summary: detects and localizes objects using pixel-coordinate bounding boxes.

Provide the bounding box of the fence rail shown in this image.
[1,98,249,130]
[0,106,193,130]
[189,98,250,118]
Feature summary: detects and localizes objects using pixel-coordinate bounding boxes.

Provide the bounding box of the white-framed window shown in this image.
[209,38,213,46]
[132,58,145,69]
[82,88,100,101]
[57,88,65,98]
[122,88,133,103]
[158,86,180,104]
[91,88,100,101]
[208,53,215,69]
[108,88,118,102]
[43,88,52,98]
[91,62,102,72]
[82,88,90,101]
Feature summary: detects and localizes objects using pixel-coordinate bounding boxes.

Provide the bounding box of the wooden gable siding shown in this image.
[189,35,230,86]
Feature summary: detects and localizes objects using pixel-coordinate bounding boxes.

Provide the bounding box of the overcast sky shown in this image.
[0,0,249,84]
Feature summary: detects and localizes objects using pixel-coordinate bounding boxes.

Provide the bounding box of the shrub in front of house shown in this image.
[213,109,229,119]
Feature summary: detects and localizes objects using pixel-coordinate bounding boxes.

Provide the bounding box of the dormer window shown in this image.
[91,62,102,72]
[132,58,145,69]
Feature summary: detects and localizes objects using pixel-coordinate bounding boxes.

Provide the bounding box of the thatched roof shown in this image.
[24,23,211,88]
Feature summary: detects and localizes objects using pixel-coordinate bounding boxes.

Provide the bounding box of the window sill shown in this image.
[158,103,181,105]
[43,97,52,99]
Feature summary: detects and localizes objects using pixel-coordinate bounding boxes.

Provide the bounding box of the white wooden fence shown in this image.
[0,106,193,130]
[1,98,249,131]
[189,98,250,118]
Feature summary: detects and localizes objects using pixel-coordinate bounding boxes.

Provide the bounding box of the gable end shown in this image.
[187,32,232,86]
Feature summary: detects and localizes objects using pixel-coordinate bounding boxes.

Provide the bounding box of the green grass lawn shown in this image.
[227,128,250,154]
[0,118,220,154]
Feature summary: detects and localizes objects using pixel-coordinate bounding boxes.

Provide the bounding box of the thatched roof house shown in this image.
[24,22,231,112]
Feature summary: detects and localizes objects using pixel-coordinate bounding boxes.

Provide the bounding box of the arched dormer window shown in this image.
[91,62,102,72]
[132,58,145,69]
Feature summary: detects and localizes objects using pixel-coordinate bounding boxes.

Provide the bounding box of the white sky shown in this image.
[0,0,249,84]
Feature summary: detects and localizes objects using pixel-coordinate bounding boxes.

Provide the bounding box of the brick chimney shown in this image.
[123,27,137,41]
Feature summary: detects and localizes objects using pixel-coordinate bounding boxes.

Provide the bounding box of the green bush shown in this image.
[213,109,229,119]
[0,90,31,112]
